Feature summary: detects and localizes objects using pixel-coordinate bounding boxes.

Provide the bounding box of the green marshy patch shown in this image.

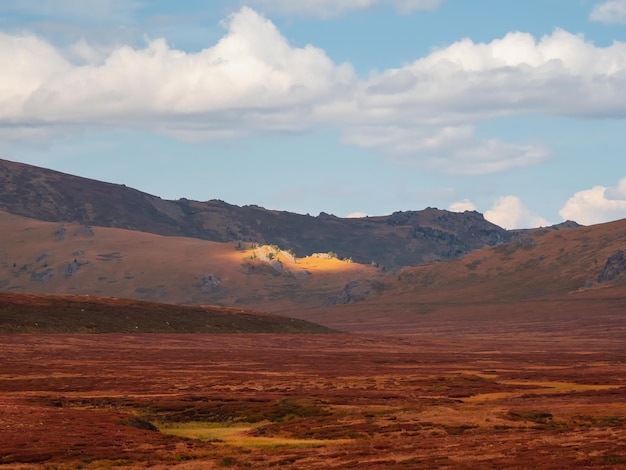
[572,415,626,428]
[501,410,626,432]
[157,421,347,449]
[143,395,331,424]
[504,410,554,424]
[150,396,353,449]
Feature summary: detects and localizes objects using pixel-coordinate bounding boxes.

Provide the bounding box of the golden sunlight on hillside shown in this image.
[3,208,626,334]
[0,211,382,314]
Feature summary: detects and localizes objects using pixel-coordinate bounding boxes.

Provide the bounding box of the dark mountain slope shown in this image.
[0,291,334,334]
[0,158,189,236]
[0,158,511,269]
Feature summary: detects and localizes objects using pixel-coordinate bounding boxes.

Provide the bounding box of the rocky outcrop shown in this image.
[31,268,54,282]
[324,280,380,306]
[597,250,626,283]
[200,275,222,293]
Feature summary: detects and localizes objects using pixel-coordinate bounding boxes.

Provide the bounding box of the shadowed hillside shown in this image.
[0,158,512,269]
[0,291,334,333]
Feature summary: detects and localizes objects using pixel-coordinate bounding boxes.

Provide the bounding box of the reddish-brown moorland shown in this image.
[1,304,626,469]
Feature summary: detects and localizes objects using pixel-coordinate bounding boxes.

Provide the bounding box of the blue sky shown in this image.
[2,0,626,228]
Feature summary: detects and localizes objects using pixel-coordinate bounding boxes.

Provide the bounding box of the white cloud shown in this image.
[449,200,477,212]
[0,8,355,135]
[484,196,550,230]
[240,0,441,19]
[346,211,369,218]
[321,28,626,174]
[341,29,626,124]
[0,33,71,121]
[590,0,626,24]
[4,9,626,176]
[558,178,626,225]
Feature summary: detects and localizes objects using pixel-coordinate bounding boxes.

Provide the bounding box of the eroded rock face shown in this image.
[597,250,626,283]
[31,268,54,282]
[324,280,379,306]
[200,274,221,293]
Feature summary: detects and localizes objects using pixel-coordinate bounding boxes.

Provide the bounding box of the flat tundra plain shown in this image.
[2,307,626,469]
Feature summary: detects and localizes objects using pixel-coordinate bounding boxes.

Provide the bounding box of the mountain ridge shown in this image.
[4,157,624,335]
[0,158,514,269]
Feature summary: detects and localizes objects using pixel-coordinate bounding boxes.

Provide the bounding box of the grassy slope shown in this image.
[302,219,626,332]
[2,209,626,334]
[0,210,381,312]
[391,217,626,302]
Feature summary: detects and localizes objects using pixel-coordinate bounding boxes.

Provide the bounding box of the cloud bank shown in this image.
[346,211,370,218]
[0,8,355,136]
[559,178,626,225]
[484,196,550,230]
[3,8,626,176]
[449,200,477,212]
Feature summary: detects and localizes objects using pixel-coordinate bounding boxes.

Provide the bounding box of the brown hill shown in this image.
[392,217,626,302]
[2,207,625,335]
[302,218,626,332]
[0,209,382,313]
[0,158,512,269]
[0,291,333,333]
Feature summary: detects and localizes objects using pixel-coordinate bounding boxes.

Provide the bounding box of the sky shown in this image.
[2,0,626,229]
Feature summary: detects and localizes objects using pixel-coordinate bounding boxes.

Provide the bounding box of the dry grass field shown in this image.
[0,210,380,312]
[2,305,626,469]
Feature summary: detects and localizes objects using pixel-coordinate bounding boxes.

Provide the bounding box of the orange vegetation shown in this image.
[1,319,626,468]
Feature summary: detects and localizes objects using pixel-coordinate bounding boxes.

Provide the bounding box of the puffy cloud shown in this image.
[0,34,71,121]
[346,211,370,218]
[590,0,626,24]
[558,178,626,225]
[321,28,626,174]
[4,9,626,176]
[241,0,441,19]
[484,196,550,230]
[0,8,355,135]
[344,29,626,124]
[449,200,477,212]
